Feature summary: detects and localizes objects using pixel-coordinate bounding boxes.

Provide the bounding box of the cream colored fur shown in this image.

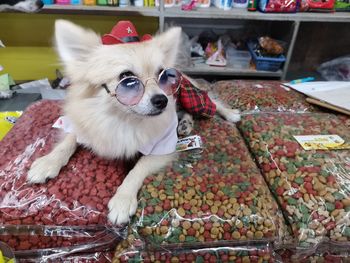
[27,20,181,224]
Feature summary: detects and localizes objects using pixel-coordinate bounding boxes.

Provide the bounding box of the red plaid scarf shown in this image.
[177,77,216,118]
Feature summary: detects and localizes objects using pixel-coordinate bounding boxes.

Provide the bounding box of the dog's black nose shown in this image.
[151,94,168,110]
[36,0,44,8]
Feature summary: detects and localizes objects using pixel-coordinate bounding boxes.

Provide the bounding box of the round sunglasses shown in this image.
[102,68,182,106]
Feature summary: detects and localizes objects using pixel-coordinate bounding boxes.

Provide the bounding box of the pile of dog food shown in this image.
[0,101,125,260]
[112,118,291,261]
[212,80,317,113]
[239,113,350,250]
[114,237,278,263]
[1,79,350,262]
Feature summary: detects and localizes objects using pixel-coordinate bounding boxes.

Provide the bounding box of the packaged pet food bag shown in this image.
[114,236,281,263]
[299,0,335,11]
[259,0,299,12]
[278,245,350,263]
[335,0,350,10]
[0,112,22,141]
[127,116,292,250]
[0,100,126,260]
[239,112,350,256]
[212,80,318,114]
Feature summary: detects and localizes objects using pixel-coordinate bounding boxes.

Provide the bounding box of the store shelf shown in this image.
[182,63,282,77]
[41,4,160,16]
[165,7,350,22]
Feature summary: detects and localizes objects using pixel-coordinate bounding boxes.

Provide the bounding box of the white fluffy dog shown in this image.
[27,20,240,225]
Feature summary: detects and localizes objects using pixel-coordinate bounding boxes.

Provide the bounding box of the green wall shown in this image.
[0,13,158,81]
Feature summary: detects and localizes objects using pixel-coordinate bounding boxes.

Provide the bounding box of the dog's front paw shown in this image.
[177,114,194,136]
[225,109,241,123]
[27,155,62,184]
[108,192,138,225]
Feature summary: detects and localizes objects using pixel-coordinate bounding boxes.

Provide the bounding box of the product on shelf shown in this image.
[225,48,251,69]
[239,113,350,252]
[83,0,97,5]
[258,36,284,56]
[258,0,298,12]
[128,117,290,248]
[0,101,126,252]
[299,0,335,11]
[247,40,286,72]
[335,0,350,10]
[156,0,175,7]
[56,0,70,4]
[212,80,317,113]
[233,0,249,8]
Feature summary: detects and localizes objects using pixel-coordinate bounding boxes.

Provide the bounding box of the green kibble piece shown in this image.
[333,192,345,200]
[185,236,196,242]
[345,206,350,212]
[320,170,329,177]
[299,204,309,214]
[295,177,304,185]
[287,197,297,205]
[343,227,350,237]
[152,181,160,187]
[195,256,205,263]
[300,241,310,248]
[326,202,335,212]
[302,213,311,223]
[298,222,308,229]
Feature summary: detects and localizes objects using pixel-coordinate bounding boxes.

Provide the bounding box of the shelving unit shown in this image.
[3,4,350,80]
[182,63,283,77]
[42,4,159,16]
[163,7,350,22]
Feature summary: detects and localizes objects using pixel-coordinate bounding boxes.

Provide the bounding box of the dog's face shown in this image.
[0,0,44,12]
[55,20,182,117]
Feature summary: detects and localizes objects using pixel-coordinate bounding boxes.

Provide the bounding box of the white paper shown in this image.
[283,81,350,111]
[18,78,66,100]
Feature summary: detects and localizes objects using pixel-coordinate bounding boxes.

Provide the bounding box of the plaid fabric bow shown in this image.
[177,77,216,118]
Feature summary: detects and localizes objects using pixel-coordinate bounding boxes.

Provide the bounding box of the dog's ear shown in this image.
[155,27,182,66]
[55,20,101,63]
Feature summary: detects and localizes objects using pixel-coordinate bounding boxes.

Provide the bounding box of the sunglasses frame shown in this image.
[102,67,182,106]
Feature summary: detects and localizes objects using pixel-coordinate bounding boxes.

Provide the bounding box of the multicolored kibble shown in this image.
[0,227,117,253]
[130,117,289,247]
[278,248,350,263]
[0,101,126,249]
[239,113,350,249]
[114,235,277,263]
[212,80,317,113]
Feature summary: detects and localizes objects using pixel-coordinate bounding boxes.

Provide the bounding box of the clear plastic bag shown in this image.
[212,80,317,114]
[17,251,114,262]
[114,234,281,263]
[2,226,117,262]
[279,245,350,263]
[0,101,126,251]
[239,113,350,252]
[317,56,350,81]
[129,117,290,248]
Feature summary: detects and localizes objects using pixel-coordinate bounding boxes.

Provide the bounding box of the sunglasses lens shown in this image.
[158,68,181,95]
[116,77,144,105]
